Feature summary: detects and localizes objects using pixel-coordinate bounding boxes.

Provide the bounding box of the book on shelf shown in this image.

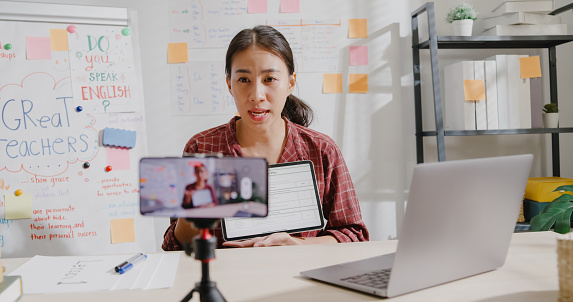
[487,55,510,129]
[483,24,567,36]
[508,54,532,129]
[484,60,499,129]
[482,12,560,29]
[491,1,554,14]
[473,61,488,130]
[444,61,477,131]
[0,275,22,302]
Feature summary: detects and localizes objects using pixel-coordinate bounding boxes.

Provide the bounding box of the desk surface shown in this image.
[3,231,560,302]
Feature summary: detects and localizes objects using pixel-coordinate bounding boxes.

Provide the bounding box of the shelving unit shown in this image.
[411,2,573,176]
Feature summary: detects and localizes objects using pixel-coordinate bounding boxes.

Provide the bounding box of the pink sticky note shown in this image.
[106,147,131,171]
[26,37,51,60]
[248,0,267,13]
[349,45,368,66]
[280,0,300,13]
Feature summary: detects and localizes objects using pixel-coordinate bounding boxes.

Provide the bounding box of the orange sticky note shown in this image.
[4,193,32,219]
[110,218,136,243]
[50,29,68,51]
[168,43,188,63]
[520,56,541,79]
[349,74,368,93]
[323,74,343,93]
[463,80,486,101]
[349,19,368,38]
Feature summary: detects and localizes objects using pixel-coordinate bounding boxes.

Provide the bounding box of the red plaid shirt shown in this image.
[162,117,369,250]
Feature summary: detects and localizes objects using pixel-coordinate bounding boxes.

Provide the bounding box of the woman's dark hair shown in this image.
[225,25,314,127]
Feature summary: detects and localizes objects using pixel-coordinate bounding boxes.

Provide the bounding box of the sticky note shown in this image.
[349,19,368,38]
[323,74,343,93]
[349,45,368,65]
[463,80,486,101]
[103,127,137,148]
[280,0,300,13]
[248,0,267,13]
[106,147,131,171]
[25,37,51,60]
[349,74,368,93]
[4,193,32,219]
[110,218,136,243]
[520,56,542,79]
[50,29,68,51]
[167,43,188,63]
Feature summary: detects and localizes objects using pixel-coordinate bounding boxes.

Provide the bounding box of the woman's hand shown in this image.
[222,232,302,248]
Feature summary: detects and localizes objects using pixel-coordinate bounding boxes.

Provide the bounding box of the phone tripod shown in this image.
[180,219,227,302]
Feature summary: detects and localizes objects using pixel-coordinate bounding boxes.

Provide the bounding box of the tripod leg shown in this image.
[180,289,196,302]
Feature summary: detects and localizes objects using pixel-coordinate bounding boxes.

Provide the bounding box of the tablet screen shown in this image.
[222,160,325,241]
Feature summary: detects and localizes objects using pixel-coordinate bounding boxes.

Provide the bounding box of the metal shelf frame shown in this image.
[411,2,573,176]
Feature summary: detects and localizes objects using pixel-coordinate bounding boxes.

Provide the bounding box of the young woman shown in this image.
[162,25,368,249]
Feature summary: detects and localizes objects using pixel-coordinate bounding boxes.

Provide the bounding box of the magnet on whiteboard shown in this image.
[15,189,23,196]
[106,166,112,172]
[84,162,90,169]
[76,106,83,112]
[67,25,77,33]
[4,43,12,50]
[122,28,131,36]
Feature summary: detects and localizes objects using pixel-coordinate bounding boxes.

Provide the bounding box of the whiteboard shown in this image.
[0,2,155,257]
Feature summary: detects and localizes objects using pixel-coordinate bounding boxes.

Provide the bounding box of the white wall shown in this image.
[10,0,572,249]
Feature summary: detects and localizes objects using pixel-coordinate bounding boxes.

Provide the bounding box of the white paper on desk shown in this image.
[7,255,129,294]
[112,253,179,290]
[144,252,180,289]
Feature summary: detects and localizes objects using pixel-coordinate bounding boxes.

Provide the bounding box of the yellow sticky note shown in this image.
[349,19,368,38]
[168,43,188,63]
[323,74,342,93]
[520,56,542,79]
[349,74,368,93]
[110,218,136,243]
[4,193,32,219]
[463,80,486,101]
[50,29,68,51]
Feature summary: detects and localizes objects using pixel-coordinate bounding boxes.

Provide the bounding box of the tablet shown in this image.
[222,160,325,241]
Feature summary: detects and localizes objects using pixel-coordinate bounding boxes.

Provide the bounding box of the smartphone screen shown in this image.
[139,157,268,219]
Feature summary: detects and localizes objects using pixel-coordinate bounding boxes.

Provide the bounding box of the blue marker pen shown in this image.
[114,253,147,274]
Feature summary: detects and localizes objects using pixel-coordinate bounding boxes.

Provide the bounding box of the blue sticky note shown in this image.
[103,128,137,148]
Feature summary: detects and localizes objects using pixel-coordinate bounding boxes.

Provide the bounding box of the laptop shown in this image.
[300,154,533,298]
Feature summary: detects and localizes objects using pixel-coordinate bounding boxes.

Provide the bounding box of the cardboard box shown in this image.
[524,177,573,202]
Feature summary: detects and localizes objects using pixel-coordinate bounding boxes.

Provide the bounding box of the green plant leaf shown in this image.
[552,193,573,202]
[530,201,573,234]
[553,185,573,193]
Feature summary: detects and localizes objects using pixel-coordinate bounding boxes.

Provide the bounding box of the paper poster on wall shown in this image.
[269,19,342,72]
[0,19,154,258]
[169,0,259,48]
[68,25,138,113]
[170,60,236,115]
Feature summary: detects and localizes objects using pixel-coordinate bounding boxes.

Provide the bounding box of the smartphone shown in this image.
[139,156,268,219]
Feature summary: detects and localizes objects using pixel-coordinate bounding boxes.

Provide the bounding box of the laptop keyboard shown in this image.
[340,268,392,290]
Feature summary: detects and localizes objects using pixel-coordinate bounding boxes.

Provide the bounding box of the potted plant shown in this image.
[531,185,573,301]
[542,103,559,128]
[445,3,478,36]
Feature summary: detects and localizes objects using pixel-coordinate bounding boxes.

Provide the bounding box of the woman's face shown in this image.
[227,46,295,130]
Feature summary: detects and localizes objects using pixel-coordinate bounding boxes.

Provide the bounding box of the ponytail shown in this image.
[282,95,314,127]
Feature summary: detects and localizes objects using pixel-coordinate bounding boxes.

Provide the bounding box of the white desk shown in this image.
[3,231,560,301]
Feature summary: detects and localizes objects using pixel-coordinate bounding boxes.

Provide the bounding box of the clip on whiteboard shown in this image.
[102,128,136,149]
